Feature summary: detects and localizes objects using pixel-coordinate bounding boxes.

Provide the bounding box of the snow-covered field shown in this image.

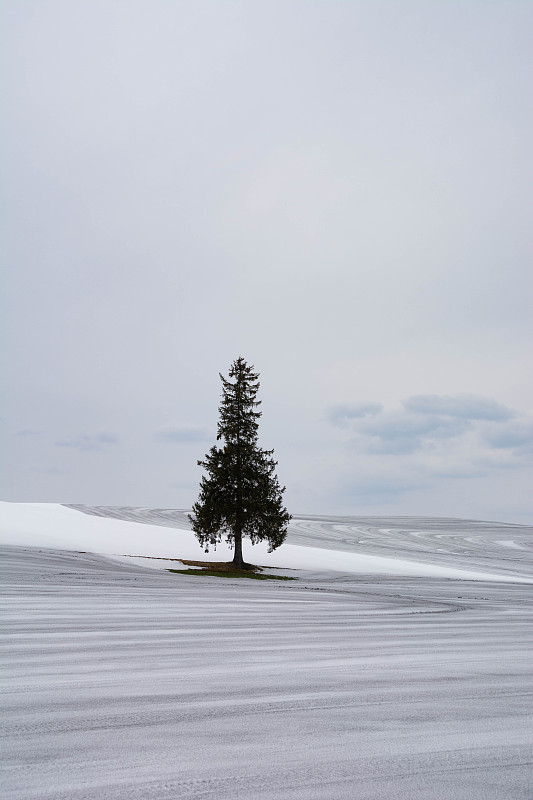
[1,503,532,799]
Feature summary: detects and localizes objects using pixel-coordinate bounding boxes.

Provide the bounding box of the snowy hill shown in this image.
[2,501,531,582]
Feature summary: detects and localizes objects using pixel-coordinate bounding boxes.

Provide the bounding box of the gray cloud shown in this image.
[403,394,515,421]
[483,419,533,453]
[17,429,42,437]
[327,403,383,428]
[154,426,213,444]
[329,395,531,465]
[359,412,470,454]
[341,476,429,505]
[56,433,120,451]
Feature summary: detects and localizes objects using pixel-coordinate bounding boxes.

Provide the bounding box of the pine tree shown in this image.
[189,357,291,570]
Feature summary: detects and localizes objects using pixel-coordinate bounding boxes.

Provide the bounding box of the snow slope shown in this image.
[1,502,531,582]
[1,503,532,800]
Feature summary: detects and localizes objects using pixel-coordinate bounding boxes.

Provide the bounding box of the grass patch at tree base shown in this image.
[167,559,296,581]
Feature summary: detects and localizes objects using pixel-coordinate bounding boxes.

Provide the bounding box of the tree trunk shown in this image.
[232,528,245,569]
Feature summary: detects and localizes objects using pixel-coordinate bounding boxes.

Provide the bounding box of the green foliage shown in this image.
[189,357,291,560]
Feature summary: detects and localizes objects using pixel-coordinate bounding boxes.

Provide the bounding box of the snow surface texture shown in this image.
[1,503,532,799]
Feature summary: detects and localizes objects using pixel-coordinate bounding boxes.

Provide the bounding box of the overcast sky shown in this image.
[1,0,531,523]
